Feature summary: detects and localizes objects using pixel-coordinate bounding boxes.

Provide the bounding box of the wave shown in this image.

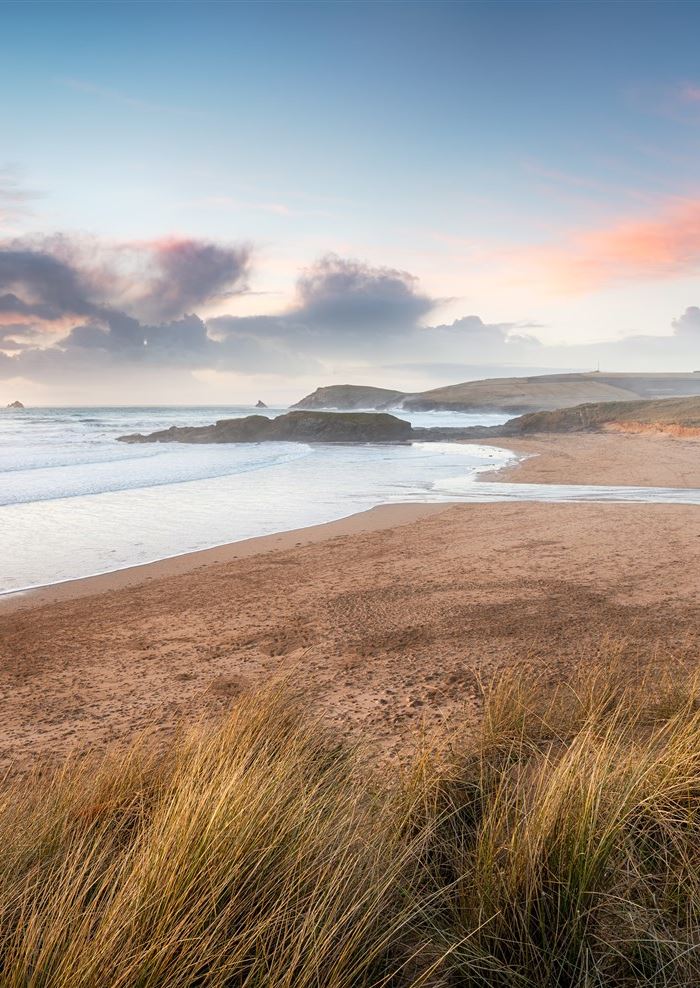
[0,443,314,507]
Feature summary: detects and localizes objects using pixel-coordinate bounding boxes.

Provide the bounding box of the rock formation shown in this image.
[116,395,700,446]
[118,410,413,445]
[6,400,24,409]
[494,395,700,437]
[255,399,268,408]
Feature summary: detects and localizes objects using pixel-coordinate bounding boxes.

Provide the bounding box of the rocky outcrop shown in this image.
[118,410,413,445]
[493,396,700,436]
[117,396,700,448]
[411,425,497,441]
[255,400,267,408]
[6,400,24,409]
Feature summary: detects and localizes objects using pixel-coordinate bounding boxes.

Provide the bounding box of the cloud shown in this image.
[0,244,102,321]
[0,235,251,326]
[209,254,440,364]
[4,236,700,393]
[129,239,251,322]
[672,305,700,335]
[429,315,539,346]
[0,251,438,383]
[61,312,209,358]
[0,323,41,351]
[524,199,700,293]
[0,234,259,383]
[294,254,436,334]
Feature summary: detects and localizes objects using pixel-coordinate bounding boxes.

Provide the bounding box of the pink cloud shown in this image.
[522,198,700,293]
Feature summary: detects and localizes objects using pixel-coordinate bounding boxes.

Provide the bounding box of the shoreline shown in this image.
[5,430,700,612]
[0,502,451,614]
[2,429,700,772]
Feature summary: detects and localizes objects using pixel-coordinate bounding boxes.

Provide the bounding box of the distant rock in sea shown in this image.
[118,410,413,445]
[255,399,268,408]
[7,400,24,409]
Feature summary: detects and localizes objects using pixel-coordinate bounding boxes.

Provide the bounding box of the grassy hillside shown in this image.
[293,373,700,414]
[291,385,405,410]
[503,395,700,435]
[2,661,700,986]
[407,372,642,410]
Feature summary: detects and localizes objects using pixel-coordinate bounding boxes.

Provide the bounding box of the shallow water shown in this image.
[2,405,699,594]
[0,406,510,592]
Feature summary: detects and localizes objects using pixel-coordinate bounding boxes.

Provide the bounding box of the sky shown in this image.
[3,0,700,404]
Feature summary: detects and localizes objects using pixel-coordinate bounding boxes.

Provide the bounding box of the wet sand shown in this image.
[1,432,699,773]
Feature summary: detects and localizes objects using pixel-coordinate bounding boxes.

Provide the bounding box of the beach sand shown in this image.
[475,431,700,487]
[1,432,699,773]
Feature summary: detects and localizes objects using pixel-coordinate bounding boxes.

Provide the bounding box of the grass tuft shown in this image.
[1,658,700,986]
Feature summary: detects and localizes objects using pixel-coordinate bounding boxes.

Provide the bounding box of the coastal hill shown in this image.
[118,410,412,444]
[293,385,405,410]
[499,395,700,437]
[292,372,700,415]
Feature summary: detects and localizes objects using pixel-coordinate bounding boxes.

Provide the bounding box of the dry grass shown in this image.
[1,654,700,986]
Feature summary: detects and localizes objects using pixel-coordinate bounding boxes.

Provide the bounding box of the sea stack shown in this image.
[7,400,24,409]
[255,399,268,408]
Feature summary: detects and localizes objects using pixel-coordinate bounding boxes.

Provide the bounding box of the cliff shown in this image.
[497,396,700,436]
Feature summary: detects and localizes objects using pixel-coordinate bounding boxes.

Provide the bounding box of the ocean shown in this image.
[0,405,512,593]
[3,405,700,595]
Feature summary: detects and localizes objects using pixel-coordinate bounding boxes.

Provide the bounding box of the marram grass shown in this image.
[1,658,700,986]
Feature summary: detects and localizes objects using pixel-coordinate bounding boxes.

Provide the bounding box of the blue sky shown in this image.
[3,1,700,402]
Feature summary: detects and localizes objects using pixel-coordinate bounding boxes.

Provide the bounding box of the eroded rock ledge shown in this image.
[118,410,414,445]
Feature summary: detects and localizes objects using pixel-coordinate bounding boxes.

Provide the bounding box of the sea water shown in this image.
[2,405,700,594]
[0,405,511,592]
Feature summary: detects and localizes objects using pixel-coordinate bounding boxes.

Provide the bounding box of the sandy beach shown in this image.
[2,431,699,774]
[477,432,700,487]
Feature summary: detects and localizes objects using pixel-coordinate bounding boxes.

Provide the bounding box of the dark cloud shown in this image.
[0,235,255,379]
[61,312,210,359]
[0,246,102,320]
[131,239,251,322]
[39,309,314,378]
[0,292,71,321]
[208,255,440,363]
[294,254,436,335]
[0,236,251,325]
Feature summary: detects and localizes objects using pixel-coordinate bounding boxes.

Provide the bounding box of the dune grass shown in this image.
[1,655,700,986]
